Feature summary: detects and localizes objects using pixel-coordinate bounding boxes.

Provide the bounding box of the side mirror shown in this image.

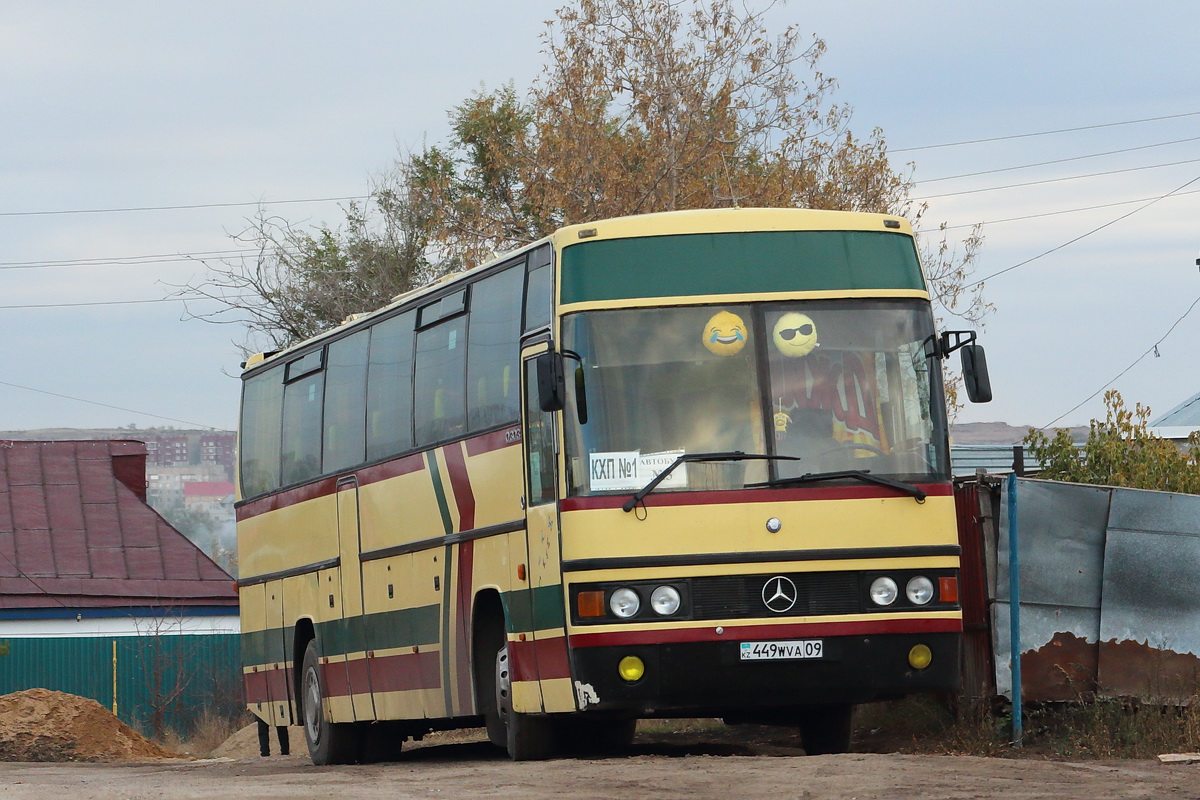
[961,344,992,403]
[535,352,565,412]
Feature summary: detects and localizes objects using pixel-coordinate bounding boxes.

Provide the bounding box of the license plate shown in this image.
[739,639,824,661]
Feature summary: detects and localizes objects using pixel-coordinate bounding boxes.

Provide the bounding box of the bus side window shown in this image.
[524,362,556,505]
[240,365,284,497]
[524,245,553,332]
[467,265,523,431]
[414,316,467,446]
[366,311,416,461]
[282,368,325,486]
[322,330,369,473]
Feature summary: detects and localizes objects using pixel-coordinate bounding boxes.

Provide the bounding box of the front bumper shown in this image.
[569,631,960,715]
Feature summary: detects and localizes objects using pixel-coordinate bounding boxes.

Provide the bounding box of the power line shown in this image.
[964,174,1200,289]
[892,110,1200,153]
[0,247,305,272]
[927,187,1200,232]
[0,380,220,429]
[0,195,368,218]
[913,157,1200,201]
[1037,293,1200,430]
[918,135,1200,184]
[0,296,221,310]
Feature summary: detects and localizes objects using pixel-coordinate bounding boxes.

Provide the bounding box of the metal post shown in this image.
[112,639,118,718]
[1007,472,1022,746]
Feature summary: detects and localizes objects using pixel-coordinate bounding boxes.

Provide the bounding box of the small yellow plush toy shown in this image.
[702,310,749,355]
[772,312,818,357]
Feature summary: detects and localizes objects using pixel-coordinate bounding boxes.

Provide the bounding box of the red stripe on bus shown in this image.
[236,453,426,520]
[560,483,953,512]
[244,670,270,704]
[568,616,962,648]
[442,443,476,531]
[465,426,521,457]
[368,651,443,693]
[314,651,444,698]
[243,665,293,706]
[454,539,476,714]
[509,636,572,682]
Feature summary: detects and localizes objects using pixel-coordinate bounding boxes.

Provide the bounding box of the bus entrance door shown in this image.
[336,475,376,721]
[516,345,571,713]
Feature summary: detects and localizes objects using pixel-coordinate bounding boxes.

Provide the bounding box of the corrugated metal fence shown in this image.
[986,478,1200,703]
[0,634,241,736]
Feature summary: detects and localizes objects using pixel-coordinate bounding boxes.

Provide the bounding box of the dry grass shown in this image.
[857,692,1200,760]
[155,709,254,757]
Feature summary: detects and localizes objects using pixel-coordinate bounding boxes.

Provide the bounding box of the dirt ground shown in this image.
[6,727,1200,800]
[4,692,1200,799]
[3,745,1200,800]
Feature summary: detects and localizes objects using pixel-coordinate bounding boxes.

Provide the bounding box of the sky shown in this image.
[2,1,1199,433]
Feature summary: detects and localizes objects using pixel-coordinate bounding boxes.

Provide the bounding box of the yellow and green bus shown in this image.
[236,207,991,763]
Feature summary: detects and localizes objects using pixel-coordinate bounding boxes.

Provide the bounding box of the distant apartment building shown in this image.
[143,431,236,475]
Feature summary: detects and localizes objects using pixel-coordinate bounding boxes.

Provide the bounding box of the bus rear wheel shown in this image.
[798,703,854,755]
[301,639,361,765]
[495,642,555,761]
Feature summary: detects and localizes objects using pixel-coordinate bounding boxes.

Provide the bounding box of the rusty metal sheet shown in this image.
[993,478,1111,701]
[1097,488,1200,701]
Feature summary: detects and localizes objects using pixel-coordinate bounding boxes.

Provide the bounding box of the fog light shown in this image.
[908,644,933,670]
[618,655,645,683]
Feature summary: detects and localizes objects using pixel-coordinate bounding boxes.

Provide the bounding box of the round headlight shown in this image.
[650,585,681,616]
[869,576,898,606]
[906,576,935,605]
[609,588,641,618]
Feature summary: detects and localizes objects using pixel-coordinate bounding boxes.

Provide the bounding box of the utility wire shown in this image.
[918,135,1200,184]
[963,174,1200,289]
[913,157,1200,201]
[892,110,1200,153]
[929,187,1200,232]
[1037,293,1200,431]
[0,380,220,429]
[0,195,368,218]
[0,296,231,310]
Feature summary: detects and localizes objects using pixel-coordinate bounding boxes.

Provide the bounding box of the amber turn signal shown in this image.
[938,576,959,604]
[577,590,606,618]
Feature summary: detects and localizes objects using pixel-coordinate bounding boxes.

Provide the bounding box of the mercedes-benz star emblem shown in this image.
[761,576,797,613]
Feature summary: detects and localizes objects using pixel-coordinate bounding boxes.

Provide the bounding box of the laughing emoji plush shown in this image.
[772,312,818,357]
[703,310,748,355]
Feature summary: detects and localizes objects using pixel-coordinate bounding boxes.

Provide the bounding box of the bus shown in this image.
[236,207,991,764]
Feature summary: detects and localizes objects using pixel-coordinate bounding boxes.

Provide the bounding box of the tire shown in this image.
[300,639,362,765]
[473,620,507,749]
[798,703,854,755]
[495,642,555,761]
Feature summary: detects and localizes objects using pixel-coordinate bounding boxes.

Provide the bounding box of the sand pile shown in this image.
[0,688,177,762]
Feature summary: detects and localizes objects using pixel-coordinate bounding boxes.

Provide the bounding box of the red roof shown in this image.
[0,440,237,609]
[183,482,234,498]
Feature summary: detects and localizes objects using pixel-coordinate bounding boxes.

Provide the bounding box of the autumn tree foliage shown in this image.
[1025,390,1200,494]
[187,0,987,351]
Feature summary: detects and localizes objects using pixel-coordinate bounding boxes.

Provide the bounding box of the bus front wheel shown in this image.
[301,639,361,765]
[495,642,555,760]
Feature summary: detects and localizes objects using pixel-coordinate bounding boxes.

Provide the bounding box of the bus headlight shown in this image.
[609,588,641,618]
[650,585,681,616]
[906,576,935,605]
[869,577,898,606]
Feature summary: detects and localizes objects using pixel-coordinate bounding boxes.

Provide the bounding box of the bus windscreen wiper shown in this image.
[747,470,926,502]
[622,451,801,513]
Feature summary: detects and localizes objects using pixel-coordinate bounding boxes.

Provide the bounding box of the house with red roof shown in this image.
[0,440,239,733]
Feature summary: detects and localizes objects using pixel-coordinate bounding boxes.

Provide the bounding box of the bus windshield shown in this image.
[561,300,948,496]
